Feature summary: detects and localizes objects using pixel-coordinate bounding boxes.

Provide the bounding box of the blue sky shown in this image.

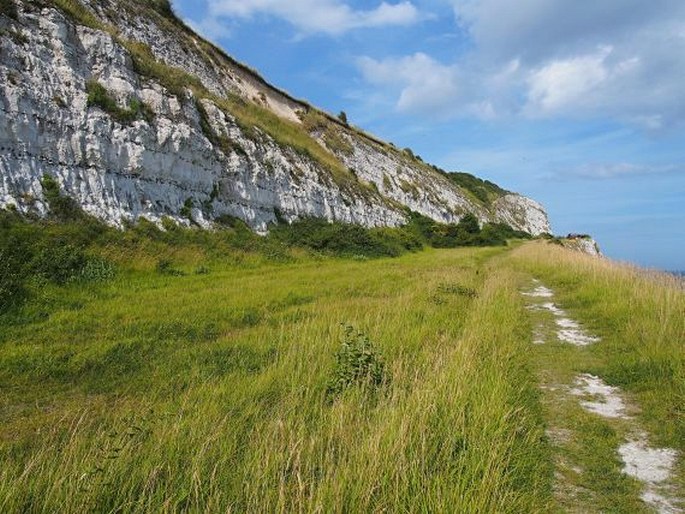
[173,0,685,270]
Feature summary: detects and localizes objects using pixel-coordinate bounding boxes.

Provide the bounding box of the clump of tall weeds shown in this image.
[327,324,389,398]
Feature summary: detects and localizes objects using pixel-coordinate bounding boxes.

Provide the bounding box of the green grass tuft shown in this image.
[86,80,154,125]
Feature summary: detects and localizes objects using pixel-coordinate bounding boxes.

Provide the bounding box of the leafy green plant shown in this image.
[327,325,389,398]
[270,217,422,258]
[79,257,117,282]
[31,244,87,285]
[403,211,526,249]
[40,174,83,221]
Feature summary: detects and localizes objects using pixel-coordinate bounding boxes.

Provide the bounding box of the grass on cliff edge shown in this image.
[509,242,685,453]
[0,221,553,512]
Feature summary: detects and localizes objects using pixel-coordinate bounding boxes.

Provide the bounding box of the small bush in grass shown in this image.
[27,242,115,285]
[156,259,184,276]
[269,217,422,258]
[327,325,389,398]
[31,244,87,285]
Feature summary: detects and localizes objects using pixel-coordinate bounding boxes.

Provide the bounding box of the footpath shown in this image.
[522,280,682,513]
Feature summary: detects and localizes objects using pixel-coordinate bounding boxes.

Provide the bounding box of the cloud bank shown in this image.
[357,0,685,130]
[203,0,420,35]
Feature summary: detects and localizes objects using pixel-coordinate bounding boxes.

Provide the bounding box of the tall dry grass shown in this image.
[0,248,552,512]
[510,242,685,450]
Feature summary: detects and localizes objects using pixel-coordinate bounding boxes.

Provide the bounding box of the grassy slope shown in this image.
[2,224,683,512]
[0,238,551,512]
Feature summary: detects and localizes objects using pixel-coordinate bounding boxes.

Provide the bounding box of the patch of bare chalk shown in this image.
[557,328,600,346]
[572,374,682,513]
[522,283,600,346]
[620,436,681,514]
[522,285,555,298]
[571,374,627,418]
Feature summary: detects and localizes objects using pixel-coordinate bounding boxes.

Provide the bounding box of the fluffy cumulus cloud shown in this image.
[525,45,641,116]
[359,0,685,129]
[203,0,420,35]
[357,53,460,115]
[356,53,525,119]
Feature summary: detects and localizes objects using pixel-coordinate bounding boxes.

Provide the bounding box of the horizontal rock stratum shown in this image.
[0,0,551,234]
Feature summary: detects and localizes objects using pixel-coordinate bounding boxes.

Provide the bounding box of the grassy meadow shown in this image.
[1,215,683,512]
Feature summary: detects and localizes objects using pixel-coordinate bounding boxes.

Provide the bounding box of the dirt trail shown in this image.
[522,280,683,513]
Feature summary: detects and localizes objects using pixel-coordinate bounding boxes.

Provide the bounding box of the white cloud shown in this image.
[186,16,229,41]
[357,0,685,130]
[356,53,528,119]
[357,53,460,115]
[448,0,685,64]
[205,0,420,35]
[524,46,642,116]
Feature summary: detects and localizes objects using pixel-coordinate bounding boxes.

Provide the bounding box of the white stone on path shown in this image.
[571,374,627,419]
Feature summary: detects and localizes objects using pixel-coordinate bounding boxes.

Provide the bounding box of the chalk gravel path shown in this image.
[522,280,683,513]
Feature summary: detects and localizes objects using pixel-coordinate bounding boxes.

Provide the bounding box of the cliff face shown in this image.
[562,237,602,257]
[0,0,552,234]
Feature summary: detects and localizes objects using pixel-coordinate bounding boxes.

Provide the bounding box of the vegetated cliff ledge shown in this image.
[0,0,551,235]
[558,234,602,257]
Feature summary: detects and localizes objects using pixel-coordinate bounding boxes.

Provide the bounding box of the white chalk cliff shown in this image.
[0,0,552,234]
